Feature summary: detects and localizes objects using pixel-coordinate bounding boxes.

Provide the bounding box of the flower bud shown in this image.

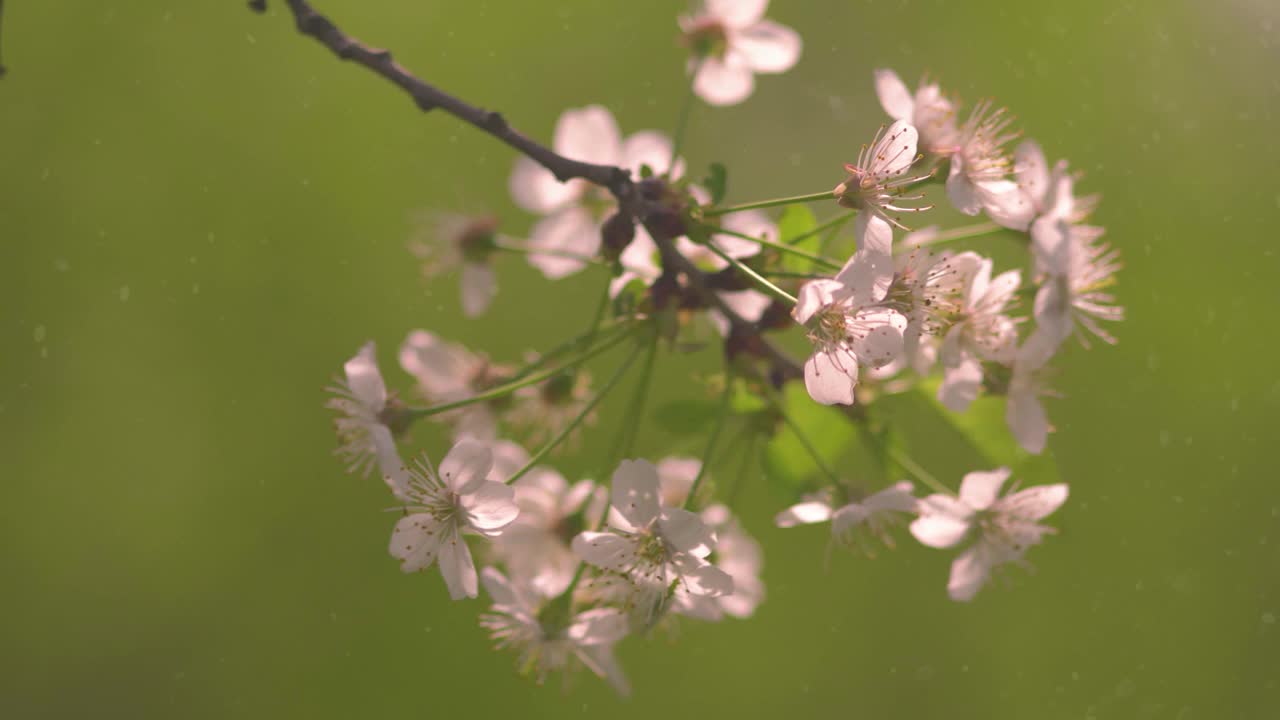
[600,211,635,262]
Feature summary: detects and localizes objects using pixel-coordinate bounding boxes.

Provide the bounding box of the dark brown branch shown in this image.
[268,0,633,200]
[0,0,8,77]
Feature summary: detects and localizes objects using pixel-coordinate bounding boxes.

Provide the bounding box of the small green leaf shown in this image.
[703,162,728,205]
[762,381,858,493]
[777,205,818,273]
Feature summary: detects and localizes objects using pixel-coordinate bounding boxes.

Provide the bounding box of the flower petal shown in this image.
[389,513,443,572]
[946,159,982,215]
[554,105,622,165]
[621,130,683,179]
[460,262,496,318]
[1007,383,1049,455]
[694,55,756,106]
[938,354,983,412]
[572,531,639,572]
[838,212,895,305]
[398,330,476,397]
[659,507,717,558]
[735,20,801,73]
[848,307,907,369]
[440,437,494,494]
[958,467,1011,511]
[509,156,579,214]
[999,483,1069,522]
[706,0,767,27]
[673,553,735,597]
[793,279,843,324]
[437,531,479,600]
[343,342,386,411]
[874,68,915,121]
[610,459,662,528]
[869,119,920,178]
[480,566,517,605]
[527,206,601,280]
[804,347,857,405]
[568,607,629,646]
[461,480,519,534]
[1015,139,1050,210]
[947,543,992,602]
[774,499,833,528]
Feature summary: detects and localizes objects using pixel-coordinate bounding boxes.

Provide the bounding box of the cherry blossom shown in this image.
[674,503,765,620]
[399,330,501,441]
[326,342,401,478]
[946,101,1036,231]
[509,106,682,279]
[388,439,519,600]
[910,468,1068,601]
[680,0,802,106]
[1032,227,1124,351]
[775,483,918,554]
[873,69,959,154]
[937,257,1021,412]
[1005,338,1058,455]
[408,213,503,317]
[479,568,631,695]
[833,119,933,231]
[494,467,605,596]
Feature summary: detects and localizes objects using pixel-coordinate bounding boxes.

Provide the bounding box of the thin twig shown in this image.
[0,0,8,78]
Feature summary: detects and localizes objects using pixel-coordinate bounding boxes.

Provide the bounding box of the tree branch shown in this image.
[0,0,8,78]
[263,0,634,200]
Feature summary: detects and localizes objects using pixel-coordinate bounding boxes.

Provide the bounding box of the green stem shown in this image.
[684,373,735,510]
[702,190,836,217]
[570,273,616,374]
[604,330,659,471]
[884,444,954,496]
[506,339,644,485]
[407,327,633,420]
[895,221,1002,253]
[492,238,609,267]
[704,224,842,271]
[787,211,857,246]
[758,270,828,280]
[669,58,702,170]
[509,319,631,383]
[705,241,797,305]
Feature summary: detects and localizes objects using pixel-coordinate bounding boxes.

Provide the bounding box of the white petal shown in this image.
[869,119,920,178]
[938,354,983,412]
[793,279,843,324]
[437,532,479,600]
[672,554,735,597]
[838,213,895,305]
[735,20,801,73]
[706,0,767,27]
[389,513,443,572]
[717,289,771,323]
[527,207,601,280]
[398,330,475,397]
[998,483,1069,522]
[459,263,495,318]
[848,307,907,368]
[983,269,1022,311]
[1007,384,1049,454]
[774,499,833,528]
[439,438,494,494]
[610,459,662,529]
[659,507,717,557]
[804,347,857,405]
[343,342,386,411]
[1015,140,1050,209]
[947,543,992,602]
[572,532,640,572]
[576,646,631,697]
[568,608,629,646]
[480,566,517,605]
[509,156,578,214]
[488,440,530,481]
[656,457,701,506]
[946,159,982,215]
[554,105,622,165]
[621,130,682,179]
[461,480,519,534]
[981,179,1036,231]
[874,68,915,121]
[694,55,756,106]
[958,468,1011,511]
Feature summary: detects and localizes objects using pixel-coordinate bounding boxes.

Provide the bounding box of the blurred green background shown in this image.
[3,1,1278,717]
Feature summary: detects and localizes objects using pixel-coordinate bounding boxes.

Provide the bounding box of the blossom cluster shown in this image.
[322,0,1122,696]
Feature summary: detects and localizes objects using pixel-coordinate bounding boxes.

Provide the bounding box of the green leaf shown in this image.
[653,397,722,435]
[911,378,1061,486]
[777,205,818,273]
[762,381,858,493]
[703,163,728,205]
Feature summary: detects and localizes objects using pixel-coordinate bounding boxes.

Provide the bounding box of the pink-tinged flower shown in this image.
[572,460,734,624]
[388,439,519,600]
[680,0,802,106]
[937,257,1021,412]
[873,69,959,154]
[775,482,918,554]
[675,503,765,621]
[326,342,402,479]
[910,468,1068,601]
[834,120,933,231]
[408,213,504,317]
[946,101,1036,231]
[1005,338,1059,455]
[792,218,907,405]
[399,330,502,441]
[1032,227,1124,351]
[479,568,631,695]
[510,106,682,279]
[1018,142,1100,238]
[494,467,605,597]
[885,241,983,375]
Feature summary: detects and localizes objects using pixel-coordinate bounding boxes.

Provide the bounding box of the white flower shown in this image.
[494,467,605,597]
[388,439,519,600]
[792,218,907,405]
[834,119,933,230]
[910,468,1068,601]
[937,257,1021,412]
[510,106,682,279]
[946,101,1035,231]
[399,330,500,441]
[873,69,959,154]
[408,213,503,317]
[674,503,765,620]
[479,568,631,695]
[325,342,401,478]
[572,460,734,624]
[1005,339,1058,455]
[775,482,918,554]
[1018,142,1099,241]
[680,0,802,106]
[885,241,982,375]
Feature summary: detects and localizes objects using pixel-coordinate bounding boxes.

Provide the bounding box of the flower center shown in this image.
[682,19,729,59]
